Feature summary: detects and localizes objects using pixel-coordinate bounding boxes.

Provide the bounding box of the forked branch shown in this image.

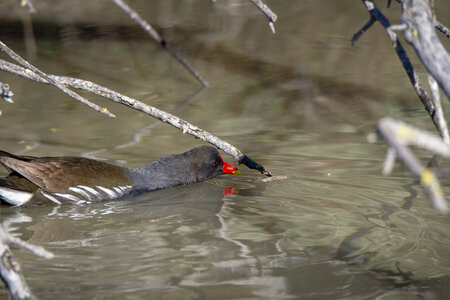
[353,0,448,138]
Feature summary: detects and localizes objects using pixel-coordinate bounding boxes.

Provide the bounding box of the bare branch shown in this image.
[0,59,272,176]
[111,0,209,87]
[20,0,36,14]
[248,0,278,33]
[0,41,115,117]
[351,16,376,45]
[399,0,450,99]
[0,225,53,300]
[378,118,449,212]
[381,147,396,176]
[355,1,443,136]
[428,75,449,144]
[435,21,450,38]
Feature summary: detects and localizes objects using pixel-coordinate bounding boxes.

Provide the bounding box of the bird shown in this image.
[0,146,240,206]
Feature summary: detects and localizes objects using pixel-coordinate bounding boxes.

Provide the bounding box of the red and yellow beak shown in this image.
[220,154,241,175]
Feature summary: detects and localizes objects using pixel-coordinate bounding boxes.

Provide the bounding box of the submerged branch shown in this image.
[111,0,209,87]
[0,59,271,176]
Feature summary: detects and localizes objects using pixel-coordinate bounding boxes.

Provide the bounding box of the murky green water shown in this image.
[1,1,450,299]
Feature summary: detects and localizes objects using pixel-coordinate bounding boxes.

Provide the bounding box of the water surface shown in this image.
[1,1,450,299]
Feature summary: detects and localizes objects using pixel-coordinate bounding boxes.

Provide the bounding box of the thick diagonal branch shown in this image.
[399,0,450,99]
[0,59,272,176]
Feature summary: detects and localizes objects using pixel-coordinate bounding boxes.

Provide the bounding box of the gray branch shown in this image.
[428,75,449,144]
[248,0,278,33]
[399,0,450,99]
[0,59,272,176]
[0,225,53,300]
[378,118,449,212]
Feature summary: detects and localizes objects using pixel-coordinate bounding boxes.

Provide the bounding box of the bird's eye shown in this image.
[212,160,218,166]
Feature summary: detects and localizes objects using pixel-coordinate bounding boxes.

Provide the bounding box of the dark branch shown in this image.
[435,21,450,38]
[351,16,376,45]
[355,1,441,135]
[111,0,209,87]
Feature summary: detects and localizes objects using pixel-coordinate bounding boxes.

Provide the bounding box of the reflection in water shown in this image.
[1,171,449,298]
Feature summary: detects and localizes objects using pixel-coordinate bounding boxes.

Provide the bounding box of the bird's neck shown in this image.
[129,155,197,191]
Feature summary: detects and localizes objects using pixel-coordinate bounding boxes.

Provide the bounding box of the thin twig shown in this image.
[351,16,376,45]
[435,21,450,38]
[0,59,272,176]
[111,0,209,87]
[0,41,115,117]
[381,147,396,176]
[428,75,449,144]
[248,0,278,33]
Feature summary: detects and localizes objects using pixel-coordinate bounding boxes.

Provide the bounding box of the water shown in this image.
[1,1,450,299]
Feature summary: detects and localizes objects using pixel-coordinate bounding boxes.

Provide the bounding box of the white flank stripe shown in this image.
[96,186,117,198]
[112,185,132,196]
[40,192,62,204]
[53,193,80,202]
[69,187,93,201]
[119,185,132,192]
[0,187,33,206]
[113,187,123,195]
[77,185,102,199]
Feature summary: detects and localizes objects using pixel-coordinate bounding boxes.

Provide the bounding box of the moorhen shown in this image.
[0,146,240,206]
